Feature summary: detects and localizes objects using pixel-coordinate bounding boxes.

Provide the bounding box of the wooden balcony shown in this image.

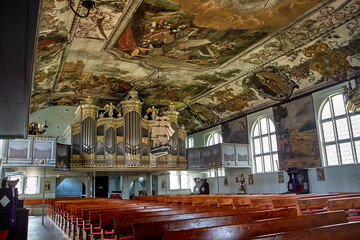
[186,143,250,170]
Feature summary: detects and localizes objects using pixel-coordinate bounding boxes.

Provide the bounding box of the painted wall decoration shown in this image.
[273,95,321,171]
[244,66,299,101]
[221,116,248,144]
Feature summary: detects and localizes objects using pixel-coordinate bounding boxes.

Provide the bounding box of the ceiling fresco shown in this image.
[32,0,360,132]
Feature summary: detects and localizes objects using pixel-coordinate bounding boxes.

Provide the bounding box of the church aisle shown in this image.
[28,216,69,240]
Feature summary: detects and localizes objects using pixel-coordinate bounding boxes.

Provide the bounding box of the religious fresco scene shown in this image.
[221,117,248,144]
[273,95,321,171]
[30,0,360,131]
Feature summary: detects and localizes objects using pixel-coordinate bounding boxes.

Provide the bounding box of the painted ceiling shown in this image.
[32,0,360,132]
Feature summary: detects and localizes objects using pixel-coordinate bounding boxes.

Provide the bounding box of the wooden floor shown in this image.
[28,216,69,240]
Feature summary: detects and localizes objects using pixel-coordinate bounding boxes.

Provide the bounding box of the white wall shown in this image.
[309,164,360,193]
[247,171,289,194]
[30,106,77,144]
[108,176,122,193]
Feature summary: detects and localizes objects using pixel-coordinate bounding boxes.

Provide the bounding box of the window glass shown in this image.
[206,132,222,146]
[254,138,261,155]
[180,171,189,189]
[188,137,194,148]
[339,142,354,164]
[25,177,38,194]
[335,118,350,140]
[321,101,331,120]
[269,120,275,133]
[262,136,270,153]
[255,156,263,173]
[271,134,278,151]
[351,115,360,137]
[253,124,259,137]
[322,121,335,142]
[319,93,360,166]
[332,94,346,117]
[264,155,271,172]
[260,118,268,134]
[325,144,338,166]
[169,172,179,190]
[251,118,278,173]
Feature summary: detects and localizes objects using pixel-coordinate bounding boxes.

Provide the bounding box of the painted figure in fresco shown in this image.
[283,128,294,158]
[104,102,119,117]
[256,71,290,98]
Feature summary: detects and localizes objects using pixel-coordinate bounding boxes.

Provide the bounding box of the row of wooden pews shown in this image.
[46,193,360,240]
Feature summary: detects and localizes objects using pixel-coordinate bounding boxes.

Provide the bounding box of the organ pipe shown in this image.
[70,91,186,169]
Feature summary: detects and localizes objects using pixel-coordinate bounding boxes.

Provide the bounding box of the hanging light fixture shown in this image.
[149,70,175,157]
[68,0,95,18]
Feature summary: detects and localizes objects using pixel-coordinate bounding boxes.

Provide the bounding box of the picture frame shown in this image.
[278,172,284,183]
[248,175,254,185]
[224,177,228,186]
[161,180,166,189]
[44,181,51,190]
[316,168,325,181]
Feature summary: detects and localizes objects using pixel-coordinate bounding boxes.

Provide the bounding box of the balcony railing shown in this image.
[186,143,250,170]
[3,136,56,166]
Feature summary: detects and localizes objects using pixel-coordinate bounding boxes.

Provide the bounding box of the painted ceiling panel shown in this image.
[31,0,360,132]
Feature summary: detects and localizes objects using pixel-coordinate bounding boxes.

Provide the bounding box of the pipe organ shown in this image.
[70,90,187,170]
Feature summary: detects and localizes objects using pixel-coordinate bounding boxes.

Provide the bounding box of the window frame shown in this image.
[169,171,190,190]
[206,132,223,147]
[251,117,279,173]
[318,93,360,167]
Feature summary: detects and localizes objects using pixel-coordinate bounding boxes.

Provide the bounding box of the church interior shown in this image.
[1,0,360,239]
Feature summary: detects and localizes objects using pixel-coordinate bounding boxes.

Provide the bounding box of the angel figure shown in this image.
[147,106,158,120]
[104,102,119,117]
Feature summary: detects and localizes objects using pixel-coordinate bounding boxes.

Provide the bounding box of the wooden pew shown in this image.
[84,207,177,240]
[297,193,360,213]
[93,209,196,239]
[162,211,347,240]
[328,197,360,221]
[132,208,297,240]
[113,208,297,238]
[251,221,360,240]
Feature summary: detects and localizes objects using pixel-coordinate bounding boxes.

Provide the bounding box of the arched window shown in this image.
[206,132,222,146]
[251,118,279,173]
[188,137,194,148]
[319,93,360,166]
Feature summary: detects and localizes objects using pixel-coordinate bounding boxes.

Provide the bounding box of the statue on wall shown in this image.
[236,174,246,193]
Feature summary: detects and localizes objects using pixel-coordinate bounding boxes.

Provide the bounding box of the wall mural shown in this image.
[273,95,321,171]
[221,116,248,144]
[30,0,360,132]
